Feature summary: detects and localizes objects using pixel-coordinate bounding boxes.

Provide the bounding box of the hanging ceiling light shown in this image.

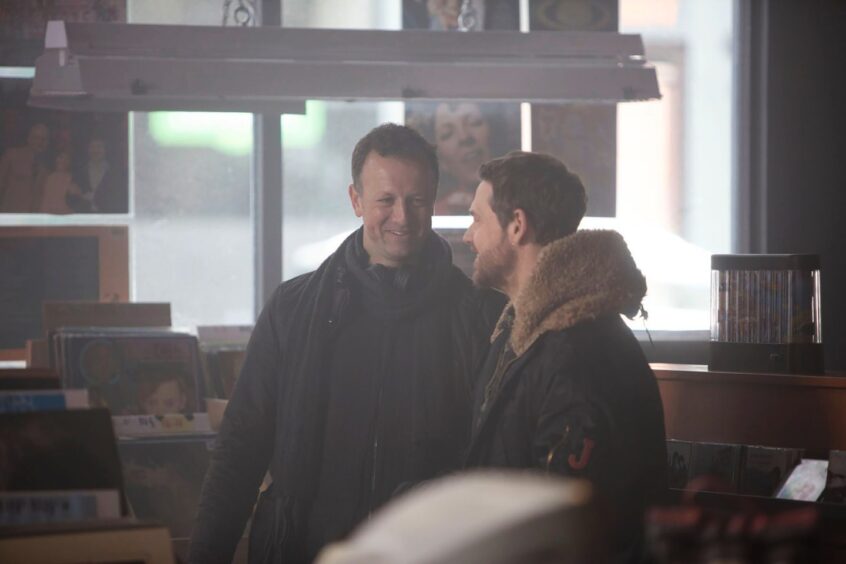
[30,20,660,113]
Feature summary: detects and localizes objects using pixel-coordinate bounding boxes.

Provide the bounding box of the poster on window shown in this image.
[0,0,126,41]
[402,0,522,216]
[0,81,129,214]
[529,0,618,217]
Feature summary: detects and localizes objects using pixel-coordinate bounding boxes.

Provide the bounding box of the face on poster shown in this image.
[402,0,521,216]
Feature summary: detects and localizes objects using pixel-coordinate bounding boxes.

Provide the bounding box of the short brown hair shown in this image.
[351,123,439,194]
[479,151,587,245]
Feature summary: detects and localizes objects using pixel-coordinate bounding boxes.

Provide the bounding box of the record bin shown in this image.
[710,254,823,374]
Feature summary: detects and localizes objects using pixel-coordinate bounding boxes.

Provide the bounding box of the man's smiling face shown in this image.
[349,152,435,267]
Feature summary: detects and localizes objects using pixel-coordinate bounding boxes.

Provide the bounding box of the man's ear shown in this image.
[349,184,363,218]
[508,208,532,245]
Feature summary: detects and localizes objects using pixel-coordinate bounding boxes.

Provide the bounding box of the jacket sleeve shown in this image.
[531,349,657,561]
[530,355,617,494]
[188,289,284,564]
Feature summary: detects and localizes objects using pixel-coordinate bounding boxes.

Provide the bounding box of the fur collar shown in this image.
[491,230,646,357]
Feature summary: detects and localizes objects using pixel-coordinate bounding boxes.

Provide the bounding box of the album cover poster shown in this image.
[0,0,126,41]
[58,329,203,416]
[529,0,618,217]
[402,0,522,216]
[0,79,129,215]
[118,434,215,540]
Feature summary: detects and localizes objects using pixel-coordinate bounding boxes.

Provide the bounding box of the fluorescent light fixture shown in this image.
[30,21,660,113]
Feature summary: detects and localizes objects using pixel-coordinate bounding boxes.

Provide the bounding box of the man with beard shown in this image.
[462,151,667,564]
[189,123,503,564]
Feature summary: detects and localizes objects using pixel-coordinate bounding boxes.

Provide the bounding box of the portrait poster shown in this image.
[402,0,522,216]
[0,81,129,214]
[56,329,203,416]
[529,0,618,217]
[0,0,126,41]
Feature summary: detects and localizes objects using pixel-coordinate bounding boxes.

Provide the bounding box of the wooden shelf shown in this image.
[652,364,846,453]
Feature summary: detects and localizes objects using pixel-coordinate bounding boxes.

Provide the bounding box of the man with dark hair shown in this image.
[463,151,667,563]
[189,123,503,564]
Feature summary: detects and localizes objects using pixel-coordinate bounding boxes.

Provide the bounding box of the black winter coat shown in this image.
[465,230,668,564]
[189,230,503,564]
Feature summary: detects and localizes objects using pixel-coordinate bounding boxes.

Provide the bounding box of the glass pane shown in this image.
[283,0,401,29]
[618,0,734,331]
[131,111,255,327]
[129,0,243,26]
[126,1,255,328]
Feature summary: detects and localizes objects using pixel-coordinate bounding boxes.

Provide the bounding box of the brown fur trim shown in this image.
[505,230,646,357]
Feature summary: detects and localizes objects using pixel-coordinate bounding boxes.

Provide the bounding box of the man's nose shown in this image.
[392,200,408,224]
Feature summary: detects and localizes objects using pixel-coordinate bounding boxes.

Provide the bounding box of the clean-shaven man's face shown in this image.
[349,152,435,268]
[464,180,516,291]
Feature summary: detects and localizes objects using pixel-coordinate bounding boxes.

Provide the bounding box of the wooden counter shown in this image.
[652,363,846,453]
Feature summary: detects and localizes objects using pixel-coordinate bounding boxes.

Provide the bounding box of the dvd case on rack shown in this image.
[666,440,693,490]
[739,445,803,497]
[689,442,743,492]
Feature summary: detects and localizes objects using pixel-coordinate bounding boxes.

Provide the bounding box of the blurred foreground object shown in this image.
[315,470,602,564]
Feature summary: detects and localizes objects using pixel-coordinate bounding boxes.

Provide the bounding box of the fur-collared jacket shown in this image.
[465,229,667,563]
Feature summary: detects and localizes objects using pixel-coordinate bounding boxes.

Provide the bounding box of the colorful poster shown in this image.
[403,0,522,216]
[0,81,129,214]
[530,0,618,217]
[0,0,126,41]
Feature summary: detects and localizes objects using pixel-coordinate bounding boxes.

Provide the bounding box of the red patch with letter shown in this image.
[568,437,596,470]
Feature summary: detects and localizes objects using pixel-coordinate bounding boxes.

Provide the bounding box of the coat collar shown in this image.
[491,230,646,357]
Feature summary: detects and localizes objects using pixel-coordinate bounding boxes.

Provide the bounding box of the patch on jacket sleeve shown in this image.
[539,405,603,476]
[567,437,596,470]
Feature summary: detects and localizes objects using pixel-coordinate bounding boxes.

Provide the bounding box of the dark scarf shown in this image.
[343,228,455,320]
[279,227,456,505]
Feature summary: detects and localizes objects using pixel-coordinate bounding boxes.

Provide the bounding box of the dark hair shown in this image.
[479,151,587,246]
[350,123,439,193]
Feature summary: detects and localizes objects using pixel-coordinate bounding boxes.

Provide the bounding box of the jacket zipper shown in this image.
[368,321,390,517]
[478,349,518,428]
[369,383,381,517]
